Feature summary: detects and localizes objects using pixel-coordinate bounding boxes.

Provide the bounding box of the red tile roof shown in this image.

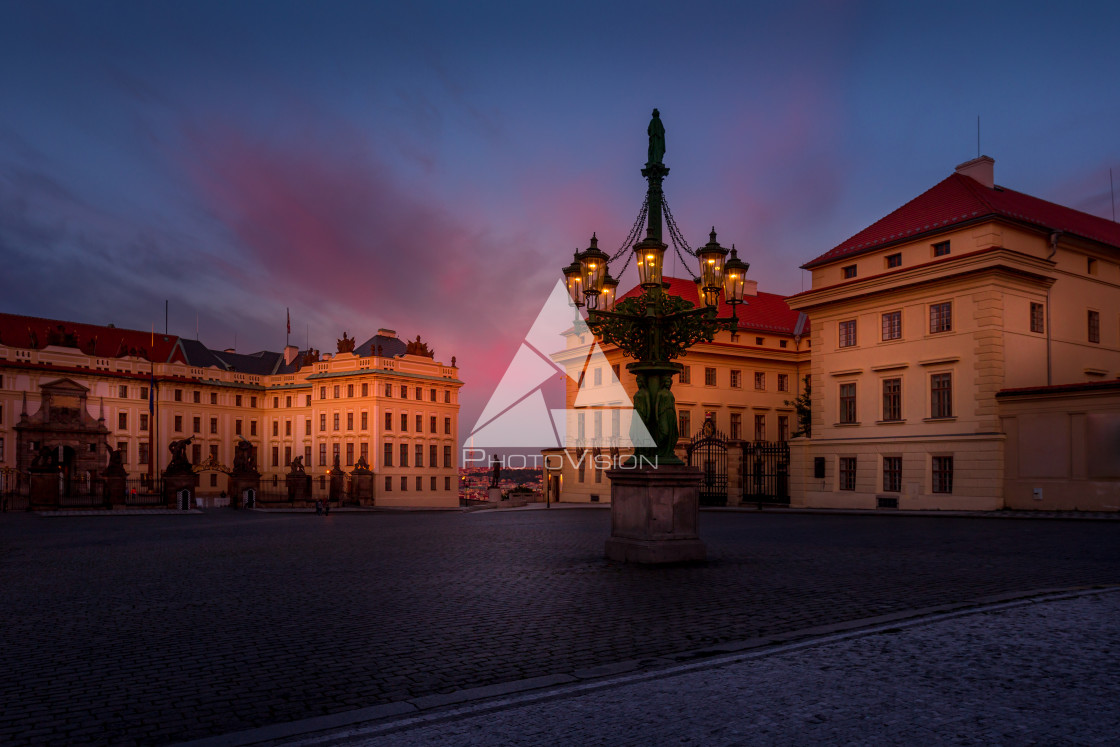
[0,312,184,363]
[616,276,808,336]
[804,172,1120,268]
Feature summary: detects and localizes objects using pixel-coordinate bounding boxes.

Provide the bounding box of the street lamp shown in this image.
[561,110,746,466]
[722,244,750,318]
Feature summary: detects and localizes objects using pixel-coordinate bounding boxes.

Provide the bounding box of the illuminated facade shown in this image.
[0,314,462,508]
[544,277,810,503]
[787,157,1120,510]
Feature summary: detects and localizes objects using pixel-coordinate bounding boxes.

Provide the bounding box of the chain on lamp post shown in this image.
[561,110,750,466]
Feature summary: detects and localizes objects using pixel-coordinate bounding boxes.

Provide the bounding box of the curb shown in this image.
[180,585,1120,747]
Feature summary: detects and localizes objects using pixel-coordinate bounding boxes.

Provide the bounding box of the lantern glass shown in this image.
[722,246,750,307]
[697,228,728,302]
[636,242,664,288]
[601,275,618,311]
[563,252,584,306]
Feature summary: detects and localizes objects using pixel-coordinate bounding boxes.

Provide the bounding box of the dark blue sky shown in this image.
[2,1,1118,430]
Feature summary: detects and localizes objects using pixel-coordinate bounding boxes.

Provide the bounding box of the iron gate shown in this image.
[687,419,728,506]
[742,441,790,505]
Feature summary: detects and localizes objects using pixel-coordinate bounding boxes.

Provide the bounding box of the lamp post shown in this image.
[561,110,751,563]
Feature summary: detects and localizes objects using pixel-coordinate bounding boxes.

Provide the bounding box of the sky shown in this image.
[2,0,1118,440]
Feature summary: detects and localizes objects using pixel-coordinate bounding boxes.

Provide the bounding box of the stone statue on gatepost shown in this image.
[351,453,374,506]
[286,453,310,503]
[102,442,128,508]
[163,436,199,510]
[228,436,261,510]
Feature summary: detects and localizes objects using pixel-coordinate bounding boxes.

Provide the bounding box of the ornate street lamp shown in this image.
[561,110,746,467]
[722,245,750,318]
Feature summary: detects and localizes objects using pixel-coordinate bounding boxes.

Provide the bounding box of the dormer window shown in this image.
[933,241,951,257]
[886,253,902,268]
[842,265,857,279]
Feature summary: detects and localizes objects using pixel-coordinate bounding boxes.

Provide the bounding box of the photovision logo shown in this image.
[464,280,653,468]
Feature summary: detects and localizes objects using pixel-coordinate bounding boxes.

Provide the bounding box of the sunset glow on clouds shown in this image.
[2,1,1118,435]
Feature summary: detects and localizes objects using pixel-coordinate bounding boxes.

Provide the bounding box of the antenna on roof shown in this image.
[1111,168,1116,222]
[976,115,980,158]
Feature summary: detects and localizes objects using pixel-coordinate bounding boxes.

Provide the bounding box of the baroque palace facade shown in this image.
[545,276,810,503]
[787,156,1120,511]
[0,315,462,508]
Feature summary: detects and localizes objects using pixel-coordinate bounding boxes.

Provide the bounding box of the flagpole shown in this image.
[149,325,156,489]
[286,307,291,348]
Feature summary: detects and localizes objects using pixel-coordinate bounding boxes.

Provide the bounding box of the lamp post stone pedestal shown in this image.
[605,464,706,563]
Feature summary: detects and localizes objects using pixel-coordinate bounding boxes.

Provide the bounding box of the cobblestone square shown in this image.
[1,508,1118,744]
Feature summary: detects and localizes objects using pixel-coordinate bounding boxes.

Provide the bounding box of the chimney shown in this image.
[742,279,758,297]
[283,345,299,365]
[955,155,994,189]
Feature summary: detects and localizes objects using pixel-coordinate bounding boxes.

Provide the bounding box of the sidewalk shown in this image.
[191,587,1120,746]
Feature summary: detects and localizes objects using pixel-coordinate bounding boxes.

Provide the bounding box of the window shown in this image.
[191,444,201,464]
[385,412,392,431]
[305,445,312,466]
[333,413,340,431]
[842,264,857,279]
[347,413,354,431]
[444,417,451,434]
[930,373,952,418]
[679,366,691,384]
[346,443,354,466]
[271,446,279,468]
[611,364,620,381]
[173,415,182,432]
[754,372,766,391]
[882,311,901,341]
[444,445,452,468]
[196,391,204,404]
[430,443,437,467]
[883,456,902,492]
[415,476,422,491]
[1088,310,1100,343]
[251,421,258,436]
[886,253,902,269]
[678,410,691,439]
[118,412,127,430]
[839,383,856,424]
[284,446,292,466]
[285,420,292,436]
[384,383,393,397]
[778,374,789,393]
[116,442,127,463]
[210,417,218,434]
[272,421,279,437]
[320,414,327,432]
[1030,303,1045,333]
[933,241,950,257]
[929,302,952,333]
[415,387,422,400]
[778,415,789,442]
[320,443,327,466]
[361,383,369,397]
[1087,257,1098,275]
[210,392,217,405]
[333,442,340,465]
[415,414,422,432]
[838,320,857,348]
[755,337,764,346]
[273,397,279,409]
[611,409,620,437]
[401,476,408,491]
[0,437,4,462]
[385,476,392,492]
[233,419,241,436]
[286,395,292,408]
[400,385,408,398]
[431,476,437,491]
[118,385,128,398]
[415,444,423,467]
[361,412,369,430]
[140,386,149,401]
[577,412,585,442]
[594,368,602,386]
[445,476,452,491]
[882,378,902,421]
[383,443,392,467]
[174,388,182,402]
[399,443,408,467]
[305,395,311,406]
[444,390,451,403]
[235,395,242,407]
[430,415,436,433]
[779,339,787,348]
[754,414,766,441]
[360,442,368,463]
[729,370,741,388]
[139,442,149,465]
[429,388,436,402]
[334,386,340,398]
[305,418,311,436]
[730,413,741,440]
[839,457,856,490]
[252,396,258,408]
[140,413,149,431]
[347,384,354,398]
[400,413,408,431]
[933,456,953,493]
[704,367,717,386]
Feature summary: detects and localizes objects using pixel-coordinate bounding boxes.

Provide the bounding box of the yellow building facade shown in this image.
[0,315,462,508]
[544,277,810,503]
[787,157,1120,510]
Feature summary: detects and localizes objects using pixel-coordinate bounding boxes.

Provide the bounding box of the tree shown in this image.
[785,374,812,438]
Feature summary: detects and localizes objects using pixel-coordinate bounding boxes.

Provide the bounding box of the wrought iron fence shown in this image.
[687,421,729,506]
[742,441,790,505]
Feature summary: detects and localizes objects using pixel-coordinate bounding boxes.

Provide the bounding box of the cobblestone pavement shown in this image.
[1,509,1118,745]
[296,590,1120,746]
